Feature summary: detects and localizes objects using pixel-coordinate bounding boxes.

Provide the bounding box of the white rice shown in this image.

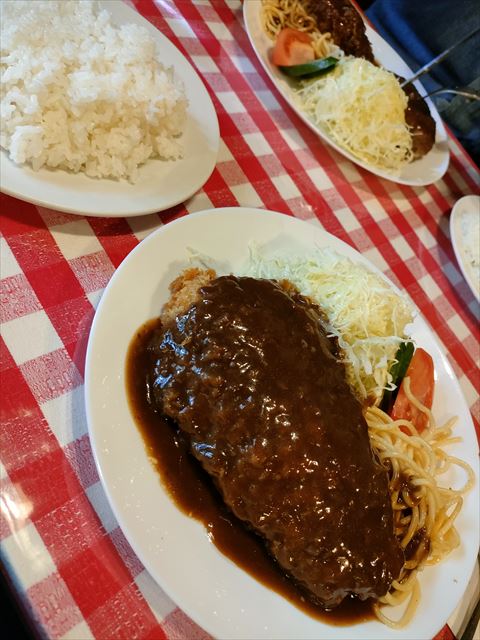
[0,0,187,181]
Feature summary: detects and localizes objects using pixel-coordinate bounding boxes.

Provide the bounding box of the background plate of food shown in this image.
[85,207,478,640]
[243,0,450,186]
[0,0,219,217]
[450,195,480,301]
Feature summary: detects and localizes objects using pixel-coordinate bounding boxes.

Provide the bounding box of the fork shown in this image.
[400,26,480,89]
[425,88,480,101]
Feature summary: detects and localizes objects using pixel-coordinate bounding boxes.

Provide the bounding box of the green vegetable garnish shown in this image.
[380,341,415,412]
[279,57,338,79]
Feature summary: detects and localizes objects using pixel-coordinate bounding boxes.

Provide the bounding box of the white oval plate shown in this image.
[450,195,480,300]
[0,0,219,217]
[85,208,478,640]
[243,2,449,186]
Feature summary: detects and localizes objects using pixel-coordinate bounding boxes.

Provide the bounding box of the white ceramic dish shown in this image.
[450,195,480,300]
[0,0,219,217]
[85,208,479,640]
[243,2,449,186]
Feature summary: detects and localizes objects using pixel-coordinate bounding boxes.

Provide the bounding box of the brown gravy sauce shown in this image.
[126,317,375,625]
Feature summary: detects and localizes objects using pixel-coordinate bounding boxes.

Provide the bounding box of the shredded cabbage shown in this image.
[294,57,414,172]
[242,246,415,403]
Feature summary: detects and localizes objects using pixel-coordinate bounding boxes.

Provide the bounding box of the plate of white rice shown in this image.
[0,0,219,217]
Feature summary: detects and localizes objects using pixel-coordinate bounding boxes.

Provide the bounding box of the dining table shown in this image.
[1,1,479,639]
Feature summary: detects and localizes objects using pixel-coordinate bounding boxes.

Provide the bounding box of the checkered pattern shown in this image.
[1,1,479,638]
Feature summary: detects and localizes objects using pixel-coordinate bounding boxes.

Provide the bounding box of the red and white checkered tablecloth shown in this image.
[1,1,479,639]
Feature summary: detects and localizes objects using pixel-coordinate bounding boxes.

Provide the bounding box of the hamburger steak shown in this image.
[145,269,404,608]
[313,0,375,62]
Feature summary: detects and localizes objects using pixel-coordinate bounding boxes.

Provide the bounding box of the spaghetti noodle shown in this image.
[261,0,341,58]
[366,378,475,628]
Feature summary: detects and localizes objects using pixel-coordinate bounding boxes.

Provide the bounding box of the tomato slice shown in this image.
[271,28,314,67]
[390,348,434,433]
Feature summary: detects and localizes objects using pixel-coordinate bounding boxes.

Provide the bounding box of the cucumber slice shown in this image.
[379,341,415,412]
[279,57,338,79]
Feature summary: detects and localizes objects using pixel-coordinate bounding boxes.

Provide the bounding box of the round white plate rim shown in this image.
[450,195,480,301]
[0,0,219,217]
[85,207,479,640]
[242,2,449,186]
